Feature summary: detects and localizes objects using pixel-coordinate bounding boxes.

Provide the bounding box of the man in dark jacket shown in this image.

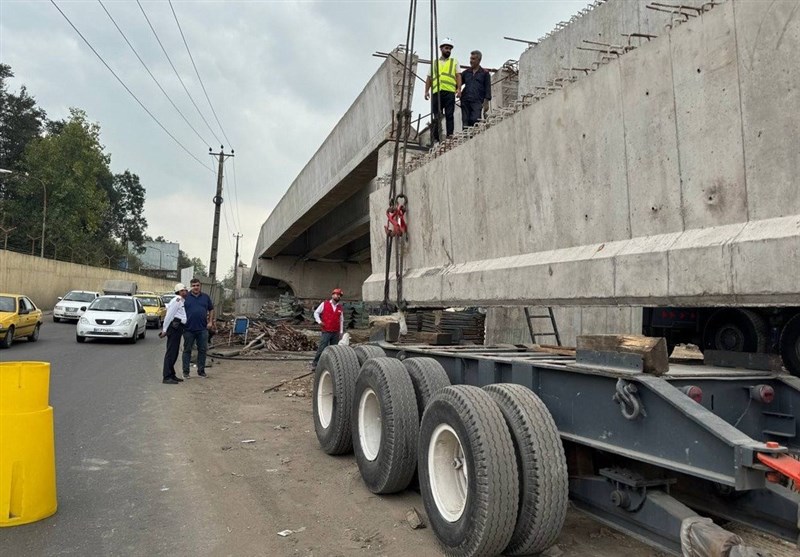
[460,50,492,128]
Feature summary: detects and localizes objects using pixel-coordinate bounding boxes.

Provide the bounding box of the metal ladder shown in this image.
[524,307,562,346]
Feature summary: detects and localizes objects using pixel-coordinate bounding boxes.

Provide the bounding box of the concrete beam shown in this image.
[256,256,370,301]
[365,1,800,309]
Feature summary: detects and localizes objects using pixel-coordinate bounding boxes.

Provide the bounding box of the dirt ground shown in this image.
[156,352,671,557]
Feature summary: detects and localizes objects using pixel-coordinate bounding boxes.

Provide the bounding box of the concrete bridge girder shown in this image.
[364,0,800,310]
[256,257,370,301]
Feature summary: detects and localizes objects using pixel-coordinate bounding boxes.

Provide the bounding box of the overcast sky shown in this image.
[1,0,584,274]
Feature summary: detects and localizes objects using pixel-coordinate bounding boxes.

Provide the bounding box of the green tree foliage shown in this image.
[110,170,148,248]
[0,67,151,266]
[0,64,46,171]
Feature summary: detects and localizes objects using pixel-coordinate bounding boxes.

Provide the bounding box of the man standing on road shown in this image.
[425,37,462,146]
[311,288,345,370]
[159,283,188,385]
[460,50,492,128]
[182,278,215,378]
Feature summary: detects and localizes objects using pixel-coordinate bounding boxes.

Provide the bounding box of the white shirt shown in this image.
[162,296,187,333]
[314,299,344,334]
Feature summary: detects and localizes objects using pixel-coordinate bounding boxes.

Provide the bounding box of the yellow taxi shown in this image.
[134,294,167,329]
[0,293,43,348]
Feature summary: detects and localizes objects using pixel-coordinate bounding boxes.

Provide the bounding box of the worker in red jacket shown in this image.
[311,287,345,370]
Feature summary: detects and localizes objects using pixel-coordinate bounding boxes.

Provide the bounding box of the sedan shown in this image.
[134,294,167,329]
[53,290,101,322]
[0,293,43,348]
[76,296,147,344]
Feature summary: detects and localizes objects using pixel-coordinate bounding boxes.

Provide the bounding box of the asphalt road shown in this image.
[0,318,208,556]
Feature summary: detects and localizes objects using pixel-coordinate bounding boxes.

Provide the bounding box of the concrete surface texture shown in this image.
[247,48,417,292]
[485,305,643,347]
[0,249,174,309]
[364,0,800,308]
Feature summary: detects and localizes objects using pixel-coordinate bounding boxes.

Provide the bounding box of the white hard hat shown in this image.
[440,37,454,48]
[174,283,187,293]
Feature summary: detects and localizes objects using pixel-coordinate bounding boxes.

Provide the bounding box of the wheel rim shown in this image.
[794,335,800,363]
[358,388,382,461]
[716,324,745,351]
[317,370,334,429]
[33,326,39,340]
[428,423,468,522]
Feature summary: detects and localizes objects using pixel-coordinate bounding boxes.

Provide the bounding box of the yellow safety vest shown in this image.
[431,58,457,93]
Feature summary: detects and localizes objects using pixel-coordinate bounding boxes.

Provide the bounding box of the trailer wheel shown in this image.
[403,357,451,421]
[702,309,767,353]
[313,345,360,455]
[780,314,800,377]
[419,386,518,557]
[354,344,386,366]
[352,357,419,493]
[483,384,568,555]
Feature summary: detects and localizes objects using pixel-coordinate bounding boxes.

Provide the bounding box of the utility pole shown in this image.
[208,146,234,282]
[232,232,242,310]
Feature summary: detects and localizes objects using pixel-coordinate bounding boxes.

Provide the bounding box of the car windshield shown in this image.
[0,296,15,312]
[63,291,96,302]
[137,297,160,306]
[89,298,135,312]
[161,296,175,304]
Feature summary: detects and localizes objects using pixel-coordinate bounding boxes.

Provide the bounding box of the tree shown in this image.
[8,108,113,255]
[220,266,236,290]
[109,170,148,248]
[188,257,208,277]
[0,64,46,172]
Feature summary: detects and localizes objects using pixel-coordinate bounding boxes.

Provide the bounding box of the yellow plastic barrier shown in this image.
[0,361,57,526]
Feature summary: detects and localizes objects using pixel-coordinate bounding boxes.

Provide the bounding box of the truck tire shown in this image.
[483,384,568,555]
[703,309,768,353]
[354,344,386,366]
[352,357,419,493]
[419,385,518,557]
[780,314,800,377]
[313,345,360,455]
[403,358,451,421]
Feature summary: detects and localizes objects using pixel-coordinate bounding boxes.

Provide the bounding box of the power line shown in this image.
[135,0,223,147]
[169,0,233,148]
[223,171,242,234]
[98,0,212,149]
[50,1,214,173]
[225,159,242,230]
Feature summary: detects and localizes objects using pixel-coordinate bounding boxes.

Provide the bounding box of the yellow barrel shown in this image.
[0,361,57,526]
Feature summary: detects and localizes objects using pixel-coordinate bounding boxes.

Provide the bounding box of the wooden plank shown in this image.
[577,335,669,376]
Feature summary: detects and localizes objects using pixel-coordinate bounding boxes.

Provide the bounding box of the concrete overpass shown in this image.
[241,0,799,344]
[240,49,417,309]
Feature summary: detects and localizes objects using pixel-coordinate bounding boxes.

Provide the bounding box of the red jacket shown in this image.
[317,300,343,333]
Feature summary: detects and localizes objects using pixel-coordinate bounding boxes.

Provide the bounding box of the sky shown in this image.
[1,0,585,275]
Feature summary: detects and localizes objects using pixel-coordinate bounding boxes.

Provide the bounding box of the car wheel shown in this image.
[129,326,138,344]
[53,316,60,323]
[1,326,14,349]
[139,326,146,340]
[28,324,41,342]
[76,334,86,343]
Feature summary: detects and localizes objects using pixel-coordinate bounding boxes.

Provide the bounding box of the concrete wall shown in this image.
[485,306,642,347]
[517,0,705,97]
[0,250,174,310]
[364,0,800,309]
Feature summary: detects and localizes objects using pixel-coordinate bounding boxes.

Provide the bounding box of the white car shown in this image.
[76,296,147,344]
[53,290,101,322]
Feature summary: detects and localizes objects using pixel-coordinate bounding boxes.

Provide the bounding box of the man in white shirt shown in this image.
[159,283,188,384]
[312,288,345,370]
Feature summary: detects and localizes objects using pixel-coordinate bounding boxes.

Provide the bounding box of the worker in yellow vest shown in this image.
[425,37,462,146]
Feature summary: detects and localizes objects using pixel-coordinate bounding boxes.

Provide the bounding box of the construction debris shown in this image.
[405,507,426,530]
[212,321,318,353]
